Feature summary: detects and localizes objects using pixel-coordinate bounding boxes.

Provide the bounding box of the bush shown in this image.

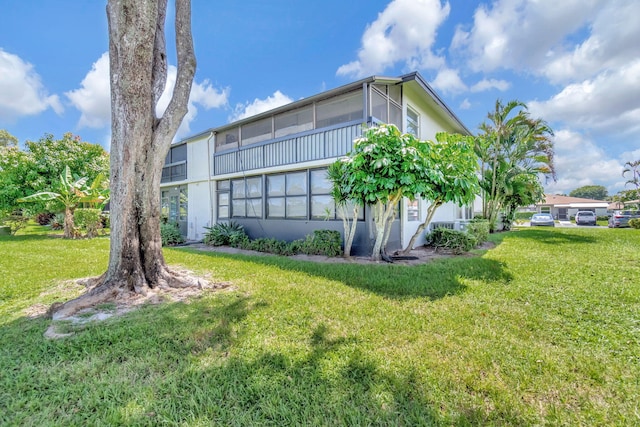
[204,225,342,257]
[35,212,55,226]
[161,222,184,246]
[465,219,489,246]
[204,221,246,246]
[49,213,65,230]
[74,208,103,238]
[248,237,295,255]
[425,228,475,254]
[297,229,342,257]
[1,211,29,235]
[629,218,640,229]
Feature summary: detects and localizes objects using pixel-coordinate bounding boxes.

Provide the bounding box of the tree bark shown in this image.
[52,0,197,319]
[63,206,75,239]
[401,200,442,255]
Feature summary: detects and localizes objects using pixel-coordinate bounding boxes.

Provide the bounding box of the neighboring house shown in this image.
[537,195,609,220]
[160,72,477,255]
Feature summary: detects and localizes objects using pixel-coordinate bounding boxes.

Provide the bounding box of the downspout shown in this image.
[206,131,215,228]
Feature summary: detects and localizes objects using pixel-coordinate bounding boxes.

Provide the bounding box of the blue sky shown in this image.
[1,0,639,196]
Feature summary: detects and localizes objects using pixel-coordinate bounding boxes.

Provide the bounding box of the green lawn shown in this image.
[1,227,639,426]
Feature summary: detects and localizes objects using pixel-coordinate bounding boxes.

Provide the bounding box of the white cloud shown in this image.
[452,0,601,74]
[430,68,467,94]
[231,91,293,121]
[528,59,640,138]
[542,0,640,83]
[470,78,510,93]
[157,65,229,139]
[544,129,627,195]
[66,52,111,128]
[459,98,471,110]
[67,52,229,139]
[336,0,450,78]
[0,48,62,121]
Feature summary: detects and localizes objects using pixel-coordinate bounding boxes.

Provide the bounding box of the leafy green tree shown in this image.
[327,160,362,257]
[0,129,18,147]
[18,166,109,239]
[476,100,555,230]
[569,185,607,200]
[340,124,434,261]
[0,133,109,218]
[0,146,34,218]
[401,132,479,254]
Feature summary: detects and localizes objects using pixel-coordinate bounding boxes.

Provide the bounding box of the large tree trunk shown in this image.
[52,0,197,319]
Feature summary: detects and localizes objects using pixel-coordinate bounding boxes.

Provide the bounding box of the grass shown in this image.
[1,227,639,425]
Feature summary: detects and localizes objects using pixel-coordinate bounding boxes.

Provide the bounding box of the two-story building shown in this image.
[160,71,477,255]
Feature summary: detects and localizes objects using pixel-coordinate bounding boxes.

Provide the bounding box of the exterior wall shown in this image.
[186,136,214,240]
[399,85,475,249]
[164,74,473,253]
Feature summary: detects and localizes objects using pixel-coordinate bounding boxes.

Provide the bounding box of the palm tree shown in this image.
[476,100,555,230]
[622,160,640,201]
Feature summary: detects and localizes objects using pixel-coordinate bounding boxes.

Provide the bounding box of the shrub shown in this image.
[297,229,342,257]
[629,218,640,229]
[49,213,65,230]
[248,237,295,255]
[425,228,475,254]
[74,208,102,238]
[465,219,489,246]
[161,222,184,246]
[35,212,55,226]
[1,211,29,235]
[204,221,245,246]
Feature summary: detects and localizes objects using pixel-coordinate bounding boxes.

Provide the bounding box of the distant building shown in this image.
[160,72,479,255]
[536,194,609,220]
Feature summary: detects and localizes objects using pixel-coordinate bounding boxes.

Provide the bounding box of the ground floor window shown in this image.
[456,204,474,220]
[217,167,364,221]
[161,185,188,235]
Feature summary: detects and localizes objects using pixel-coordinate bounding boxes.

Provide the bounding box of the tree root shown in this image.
[50,266,217,321]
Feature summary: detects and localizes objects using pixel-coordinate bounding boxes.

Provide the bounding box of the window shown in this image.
[456,204,474,220]
[241,117,272,146]
[161,144,188,183]
[310,169,335,219]
[540,206,551,214]
[371,87,388,122]
[267,171,307,219]
[370,84,402,127]
[217,180,230,219]
[275,105,313,138]
[407,198,420,221]
[216,127,239,151]
[316,90,363,128]
[406,106,419,137]
[161,186,187,224]
[231,176,263,218]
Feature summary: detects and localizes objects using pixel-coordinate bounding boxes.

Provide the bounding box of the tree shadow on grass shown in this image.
[0,301,533,426]
[178,248,513,301]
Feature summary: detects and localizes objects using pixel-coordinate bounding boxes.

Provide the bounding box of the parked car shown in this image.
[608,210,640,228]
[575,211,597,226]
[530,213,555,227]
